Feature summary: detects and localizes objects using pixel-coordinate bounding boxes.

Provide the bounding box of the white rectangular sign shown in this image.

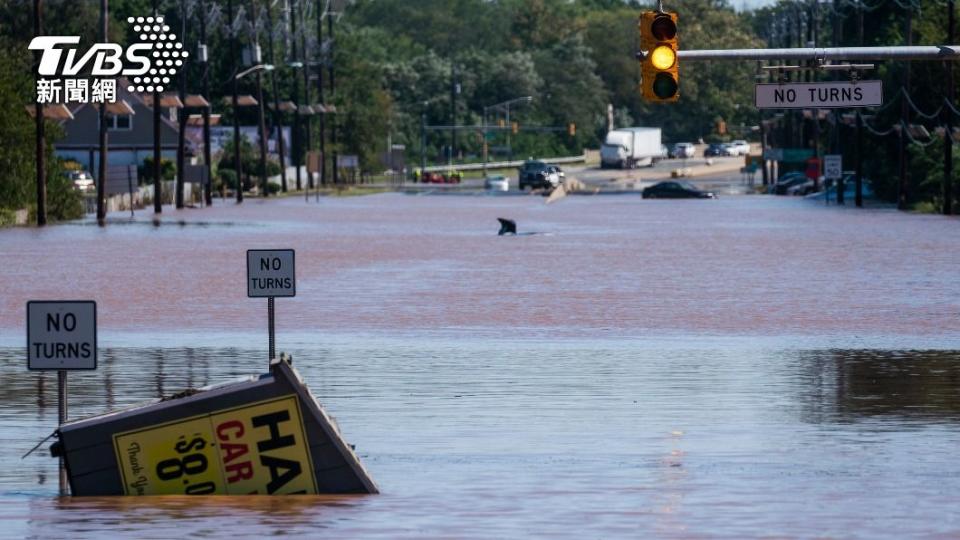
[27,301,97,370]
[755,81,882,109]
[247,249,296,298]
[824,154,843,180]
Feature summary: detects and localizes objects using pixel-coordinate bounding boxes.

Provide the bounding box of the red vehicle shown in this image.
[422,171,462,183]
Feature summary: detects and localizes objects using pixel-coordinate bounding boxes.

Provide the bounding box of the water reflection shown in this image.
[796,349,960,423]
[1,342,960,538]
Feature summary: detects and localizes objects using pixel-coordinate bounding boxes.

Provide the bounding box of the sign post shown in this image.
[246,250,296,363]
[27,300,97,496]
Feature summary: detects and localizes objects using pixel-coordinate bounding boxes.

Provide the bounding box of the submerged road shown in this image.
[1,192,959,538]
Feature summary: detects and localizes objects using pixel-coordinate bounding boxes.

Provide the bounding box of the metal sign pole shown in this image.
[57,369,68,496]
[268,296,275,362]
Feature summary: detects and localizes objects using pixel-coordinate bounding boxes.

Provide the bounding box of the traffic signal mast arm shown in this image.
[675,46,960,61]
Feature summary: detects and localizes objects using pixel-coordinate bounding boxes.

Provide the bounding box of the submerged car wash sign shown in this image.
[755,81,882,109]
[27,301,97,370]
[113,395,318,495]
[247,249,296,297]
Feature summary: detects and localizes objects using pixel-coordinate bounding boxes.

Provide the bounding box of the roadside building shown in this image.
[54,79,192,175]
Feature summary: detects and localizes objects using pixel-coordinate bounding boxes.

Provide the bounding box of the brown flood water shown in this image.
[1,192,960,538]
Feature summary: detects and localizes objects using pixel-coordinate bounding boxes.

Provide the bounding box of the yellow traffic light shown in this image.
[649,45,676,70]
[511,121,518,134]
[568,123,576,136]
[639,11,679,103]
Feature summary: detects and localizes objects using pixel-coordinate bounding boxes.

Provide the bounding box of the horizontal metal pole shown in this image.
[422,154,586,173]
[678,46,960,61]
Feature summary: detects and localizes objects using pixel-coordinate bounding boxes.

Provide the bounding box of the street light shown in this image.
[483,96,533,177]
[233,64,275,80]
[227,63,273,198]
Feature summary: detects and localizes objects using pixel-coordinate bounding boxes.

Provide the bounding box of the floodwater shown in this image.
[1,191,960,538]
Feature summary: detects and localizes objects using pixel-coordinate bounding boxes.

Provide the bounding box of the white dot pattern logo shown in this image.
[126,14,186,94]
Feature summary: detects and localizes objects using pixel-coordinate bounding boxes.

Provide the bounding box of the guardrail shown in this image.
[422,154,587,173]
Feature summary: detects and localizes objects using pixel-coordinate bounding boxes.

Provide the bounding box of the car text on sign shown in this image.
[755,81,882,109]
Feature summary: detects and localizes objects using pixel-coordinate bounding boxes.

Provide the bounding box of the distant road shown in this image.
[564,156,759,196]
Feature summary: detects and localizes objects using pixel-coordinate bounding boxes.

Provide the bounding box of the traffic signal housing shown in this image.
[640,11,679,102]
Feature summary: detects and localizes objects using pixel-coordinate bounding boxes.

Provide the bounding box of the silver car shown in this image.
[672,142,695,159]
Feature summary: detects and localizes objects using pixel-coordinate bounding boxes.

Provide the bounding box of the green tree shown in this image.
[0,38,81,222]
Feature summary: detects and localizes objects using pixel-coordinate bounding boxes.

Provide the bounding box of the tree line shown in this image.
[0,0,954,219]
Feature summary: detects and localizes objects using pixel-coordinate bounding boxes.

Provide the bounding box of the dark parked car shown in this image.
[642,181,716,199]
[771,172,809,195]
[704,143,726,157]
[518,160,560,190]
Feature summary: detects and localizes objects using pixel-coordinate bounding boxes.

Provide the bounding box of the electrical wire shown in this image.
[903,90,943,120]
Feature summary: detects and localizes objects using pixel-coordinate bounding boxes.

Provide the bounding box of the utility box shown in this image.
[53,357,378,496]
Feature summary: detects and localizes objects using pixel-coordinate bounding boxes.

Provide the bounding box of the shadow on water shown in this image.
[795,349,960,423]
[68,219,252,228]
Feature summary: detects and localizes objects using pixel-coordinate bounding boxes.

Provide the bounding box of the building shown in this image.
[54,80,193,175]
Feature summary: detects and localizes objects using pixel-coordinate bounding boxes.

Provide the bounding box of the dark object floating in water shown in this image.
[51,356,378,496]
[497,218,517,236]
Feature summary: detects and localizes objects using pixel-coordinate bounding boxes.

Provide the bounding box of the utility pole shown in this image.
[98,0,108,225]
[291,0,302,190]
[200,0,213,206]
[856,111,863,207]
[420,104,427,173]
[34,0,46,226]
[251,0,269,198]
[945,0,955,215]
[299,0,312,190]
[175,0,187,209]
[831,0,842,189]
[328,11,337,185]
[450,62,457,165]
[229,0,243,203]
[315,0,326,187]
[898,8,913,211]
[265,1,287,193]
[153,0,163,212]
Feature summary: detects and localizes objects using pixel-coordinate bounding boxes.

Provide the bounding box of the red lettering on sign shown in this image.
[216,420,244,441]
[220,442,249,464]
[226,460,254,483]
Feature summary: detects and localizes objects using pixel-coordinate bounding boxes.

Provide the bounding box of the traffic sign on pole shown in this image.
[755,81,882,109]
[27,300,97,370]
[824,155,843,180]
[247,249,296,298]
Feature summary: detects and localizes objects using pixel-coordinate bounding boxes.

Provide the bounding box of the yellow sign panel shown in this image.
[114,395,318,495]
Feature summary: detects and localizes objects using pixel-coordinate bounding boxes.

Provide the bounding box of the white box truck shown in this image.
[600,127,662,169]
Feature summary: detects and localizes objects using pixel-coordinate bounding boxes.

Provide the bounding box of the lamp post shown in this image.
[265,1,287,193]
[199,0,212,206]
[227,63,273,201]
[482,96,532,178]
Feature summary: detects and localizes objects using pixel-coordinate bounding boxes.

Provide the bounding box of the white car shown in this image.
[484,175,510,191]
[671,142,695,159]
[67,171,95,192]
[729,140,751,156]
